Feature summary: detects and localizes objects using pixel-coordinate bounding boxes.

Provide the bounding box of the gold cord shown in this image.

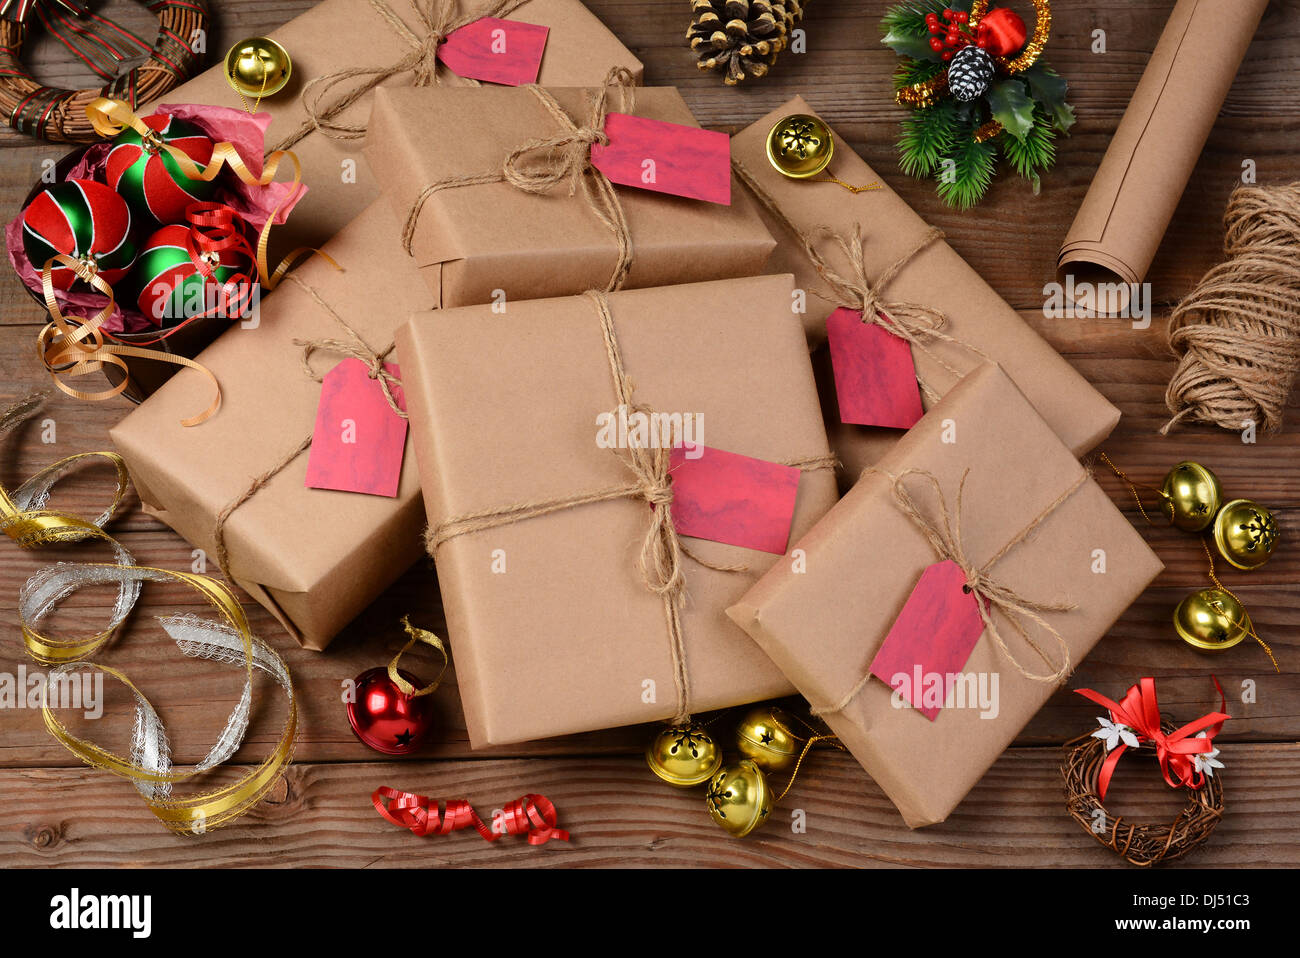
[1202,538,1280,673]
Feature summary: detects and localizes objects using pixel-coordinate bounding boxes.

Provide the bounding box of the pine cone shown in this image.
[687,0,805,85]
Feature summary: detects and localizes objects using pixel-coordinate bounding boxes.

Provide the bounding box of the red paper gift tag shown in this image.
[589,113,731,205]
[826,307,924,429]
[666,445,800,554]
[305,358,408,498]
[437,17,548,86]
[867,560,987,721]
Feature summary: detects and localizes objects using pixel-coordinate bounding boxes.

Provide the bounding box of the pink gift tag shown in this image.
[437,17,548,86]
[590,113,731,205]
[667,445,800,554]
[868,560,987,721]
[305,358,408,498]
[826,307,924,429]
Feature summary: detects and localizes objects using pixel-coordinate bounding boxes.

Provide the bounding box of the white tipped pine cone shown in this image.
[947,44,994,102]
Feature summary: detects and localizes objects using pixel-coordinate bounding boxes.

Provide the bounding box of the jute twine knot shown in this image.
[276,0,531,150]
[1163,181,1300,436]
[401,66,638,293]
[812,467,1082,717]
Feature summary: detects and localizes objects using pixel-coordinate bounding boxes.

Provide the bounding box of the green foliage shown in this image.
[935,134,996,210]
[1000,110,1058,193]
[897,100,958,177]
[986,77,1034,142]
[893,56,944,91]
[880,0,972,62]
[1022,64,1076,133]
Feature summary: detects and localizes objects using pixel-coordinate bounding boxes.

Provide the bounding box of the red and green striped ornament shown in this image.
[104,113,217,224]
[22,178,137,290]
[131,223,254,327]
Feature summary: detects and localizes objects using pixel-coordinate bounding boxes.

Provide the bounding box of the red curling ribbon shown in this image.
[1075,676,1229,801]
[372,786,569,846]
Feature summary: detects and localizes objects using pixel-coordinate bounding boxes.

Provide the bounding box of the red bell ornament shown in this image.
[977,6,1028,57]
[346,618,449,755]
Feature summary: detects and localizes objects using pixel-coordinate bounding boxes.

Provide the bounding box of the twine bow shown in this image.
[282,0,532,149]
[400,66,638,294]
[426,290,836,723]
[814,467,1082,717]
[1075,677,1229,801]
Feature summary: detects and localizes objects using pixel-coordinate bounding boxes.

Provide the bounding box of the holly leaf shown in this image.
[1022,63,1076,133]
[882,26,942,62]
[986,77,1035,143]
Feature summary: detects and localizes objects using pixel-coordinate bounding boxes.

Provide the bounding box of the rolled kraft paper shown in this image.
[1056,0,1268,314]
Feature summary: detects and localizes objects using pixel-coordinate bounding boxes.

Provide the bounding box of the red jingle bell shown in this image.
[977,6,1028,58]
[346,618,449,755]
[347,667,437,755]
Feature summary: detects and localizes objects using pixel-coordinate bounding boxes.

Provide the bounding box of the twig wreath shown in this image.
[0,0,208,142]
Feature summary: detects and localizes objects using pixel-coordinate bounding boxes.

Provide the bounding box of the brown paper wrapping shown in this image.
[727,363,1163,828]
[366,84,776,308]
[731,97,1118,486]
[396,275,838,746]
[1057,0,1268,311]
[110,202,433,651]
[162,0,642,248]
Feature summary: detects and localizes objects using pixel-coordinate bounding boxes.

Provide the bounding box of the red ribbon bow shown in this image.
[1075,677,1229,801]
[372,786,569,846]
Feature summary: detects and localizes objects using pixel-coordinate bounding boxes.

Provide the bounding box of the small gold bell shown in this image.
[735,705,799,773]
[225,36,293,100]
[706,760,772,838]
[766,114,834,179]
[1174,589,1252,652]
[1213,499,1279,571]
[1159,461,1224,532]
[645,723,722,787]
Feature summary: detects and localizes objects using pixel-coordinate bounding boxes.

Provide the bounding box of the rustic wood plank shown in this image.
[3,747,1296,867]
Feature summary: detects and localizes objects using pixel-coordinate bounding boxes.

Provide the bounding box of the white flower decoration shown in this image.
[1192,730,1225,777]
[1092,716,1139,751]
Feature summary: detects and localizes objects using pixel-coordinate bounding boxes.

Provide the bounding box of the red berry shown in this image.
[955,11,969,22]
[929,36,944,50]
[976,37,989,48]
[926,12,938,23]
[942,8,954,19]
[941,50,954,60]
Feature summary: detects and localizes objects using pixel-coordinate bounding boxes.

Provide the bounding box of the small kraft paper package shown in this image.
[727,363,1163,827]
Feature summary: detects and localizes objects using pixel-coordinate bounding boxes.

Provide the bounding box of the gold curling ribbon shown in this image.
[388,616,449,698]
[2,393,298,833]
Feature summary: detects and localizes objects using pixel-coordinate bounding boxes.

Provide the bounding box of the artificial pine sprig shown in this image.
[882,0,1074,209]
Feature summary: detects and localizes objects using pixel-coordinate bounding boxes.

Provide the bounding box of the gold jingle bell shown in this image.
[225,36,293,99]
[645,723,722,787]
[1159,461,1223,532]
[1213,499,1279,571]
[1174,589,1252,652]
[766,113,834,179]
[706,760,772,838]
[735,705,799,773]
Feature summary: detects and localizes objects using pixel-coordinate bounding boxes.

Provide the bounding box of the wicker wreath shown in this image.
[0,0,208,143]
[1062,726,1224,867]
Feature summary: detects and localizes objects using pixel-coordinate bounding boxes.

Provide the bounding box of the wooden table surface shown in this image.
[1,0,1297,869]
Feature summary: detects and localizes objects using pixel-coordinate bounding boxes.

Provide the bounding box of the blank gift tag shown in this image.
[826,307,924,429]
[590,114,731,205]
[436,17,548,86]
[867,560,986,721]
[305,358,408,498]
[667,445,800,554]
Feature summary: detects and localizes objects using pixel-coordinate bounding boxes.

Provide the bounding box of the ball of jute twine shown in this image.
[1163,181,1300,436]
[1062,728,1224,866]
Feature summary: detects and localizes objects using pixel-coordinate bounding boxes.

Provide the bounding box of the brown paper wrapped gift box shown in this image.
[395,275,838,746]
[111,202,433,651]
[731,96,1119,485]
[160,0,642,248]
[727,363,1163,828]
[365,84,777,309]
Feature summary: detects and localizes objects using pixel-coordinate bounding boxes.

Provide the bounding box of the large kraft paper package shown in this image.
[110,202,432,651]
[1057,0,1268,311]
[731,96,1118,484]
[727,363,1163,828]
[396,275,838,746]
[366,85,776,308]
[163,0,642,248]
